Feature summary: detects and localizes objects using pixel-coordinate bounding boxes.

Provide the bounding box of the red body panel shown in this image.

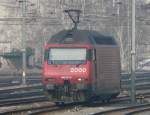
[42,44,93,86]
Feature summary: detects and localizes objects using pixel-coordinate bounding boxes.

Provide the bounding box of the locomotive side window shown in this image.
[87,49,96,61]
[48,48,87,64]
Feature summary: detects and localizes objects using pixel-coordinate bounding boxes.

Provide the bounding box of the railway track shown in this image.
[0,102,56,115]
[0,72,150,88]
[0,96,48,107]
[91,103,150,115]
[125,107,150,115]
[0,83,43,93]
[27,106,61,115]
[0,84,48,107]
[1,92,149,115]
[0,101,80,115]
[0,83,149,102]
[0,72,150,114]
[0,75,41,87]
[0,90,44,100]
[0,72,150,86]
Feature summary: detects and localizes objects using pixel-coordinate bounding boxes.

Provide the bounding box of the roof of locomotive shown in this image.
[48,29,117,45]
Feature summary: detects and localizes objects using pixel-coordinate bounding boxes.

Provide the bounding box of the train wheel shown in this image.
[56,89,61,100]
[77,91,86,102]
[72,91,78,101]
[102,99,107,103]
[107,99,110,103]
[102,99,110,103]
[72,91,87,102]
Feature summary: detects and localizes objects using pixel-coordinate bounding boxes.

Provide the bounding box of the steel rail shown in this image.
[15,92,150,115]
[0,90,44,100]
[0,83,43,93]
[92,103,150,115]
[125,107,150,115]
[1,74,150,88]
[27,106,63,115]
[1,92,150,115]
[0,96,48,107]
[122,83,150,90]
[21,101,84,115]
[0,102,55,115]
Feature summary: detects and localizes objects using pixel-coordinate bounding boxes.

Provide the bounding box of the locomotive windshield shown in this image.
[48,48,87,64]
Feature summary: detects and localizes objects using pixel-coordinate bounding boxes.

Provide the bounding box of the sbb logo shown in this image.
[70,68,87,73]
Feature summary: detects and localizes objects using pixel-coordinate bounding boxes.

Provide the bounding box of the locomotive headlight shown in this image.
[78,78,82,81]
[76,78,88,90]
[78,78,85,82]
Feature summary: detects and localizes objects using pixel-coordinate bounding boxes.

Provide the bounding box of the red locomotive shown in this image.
[42,10,121,102]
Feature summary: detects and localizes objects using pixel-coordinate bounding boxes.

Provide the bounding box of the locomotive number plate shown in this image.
[70,68,87,72]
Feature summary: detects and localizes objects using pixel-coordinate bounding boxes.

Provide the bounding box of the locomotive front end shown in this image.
[42,45,93,101]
